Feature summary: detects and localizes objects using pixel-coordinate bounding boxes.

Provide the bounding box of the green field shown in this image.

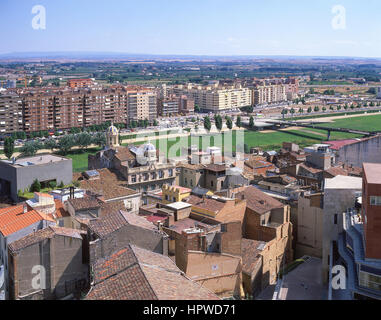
[65,147,101,172]
[319,114,381,132]
[66,115,374,172]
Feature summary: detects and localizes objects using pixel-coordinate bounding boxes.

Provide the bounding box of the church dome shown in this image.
[142,143,156,152]
[108,124,119,135]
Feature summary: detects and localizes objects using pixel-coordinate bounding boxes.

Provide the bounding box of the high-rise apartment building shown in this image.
[16,86,155,132]
[127,88,157,122]
[169,83,251,112]
[0,92,23,134]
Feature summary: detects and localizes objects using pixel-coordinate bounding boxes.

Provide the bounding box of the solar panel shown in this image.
[85,170,99,177]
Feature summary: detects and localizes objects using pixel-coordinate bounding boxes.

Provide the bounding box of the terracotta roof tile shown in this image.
[9,226,85,253]
[68,197,100,211]
[86,245,219,300]
[236,186,284,215]
[54,199,70,218]
[0,205,51,237]
[88,210,128,239]
[241,238,265,275]
[76,168,138,201]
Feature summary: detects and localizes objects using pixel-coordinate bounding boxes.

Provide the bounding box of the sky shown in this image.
[0,0,381,58]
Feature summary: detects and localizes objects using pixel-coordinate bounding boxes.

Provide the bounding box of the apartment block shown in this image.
[169,83,251,112]
[157,96,179,117]
[0,92,23,134]
[67,78,93,89]
[127,87,157,121]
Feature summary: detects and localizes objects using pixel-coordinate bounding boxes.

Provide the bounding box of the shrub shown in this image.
[30,179,41,192]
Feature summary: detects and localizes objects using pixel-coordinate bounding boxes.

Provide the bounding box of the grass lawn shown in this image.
[68,124,366,172]
[319,114,381,132]
[65,147,101,172]
[19,187,54,200]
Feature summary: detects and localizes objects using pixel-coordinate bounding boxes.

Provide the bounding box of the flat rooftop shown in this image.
[324,175,362,190]
[165,202,192,210]
[1,154,70,168]
[363,162,381,184]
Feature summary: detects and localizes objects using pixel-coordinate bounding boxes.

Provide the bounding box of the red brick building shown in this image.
[67,78,93,88]
[362,163,381,259]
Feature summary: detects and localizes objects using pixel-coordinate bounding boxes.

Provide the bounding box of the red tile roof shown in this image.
[324,139,359,151]
[54,199,70,218]
[236,186,284,215]
[0,205,53,237]
[86,245,219,300]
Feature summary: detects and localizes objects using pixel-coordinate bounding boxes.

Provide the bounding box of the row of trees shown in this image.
[129,119,158,129]
[203,115,241,131]
[12,132,107,158]
[282,101,381,117]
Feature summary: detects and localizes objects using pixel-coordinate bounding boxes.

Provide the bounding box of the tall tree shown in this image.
[57,135,75,155]
[215,114,223,130]
[75,132,92,150]
[236,116,242,128]
[249,116,254,128]
[204,116,211,131]
[4,137,14,160]
[226,117,233,130]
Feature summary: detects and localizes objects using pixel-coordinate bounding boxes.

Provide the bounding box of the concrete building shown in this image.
[361,163,381,260]
[179,95,194,115]
[67,78,93,88]
[126,87,157,122]
[0,154,73,202]
[304,144,335,171]
[0,92,23,134]
[0,204,56,299]
[157,96,179,117]
[335,135,381,167]
[252,83,287,106]
[296,192,324,258]
[177,163,205,189]
[88,210,169,265]
[377,87,381,99]
[170,83,252,112]
[322,175,362,283]
[8,226,88,300]
[161,185,191,204]
[335,163,381,299]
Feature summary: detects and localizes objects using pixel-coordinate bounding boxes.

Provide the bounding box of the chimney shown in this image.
[23,204,28,213]
[69,186,75,199]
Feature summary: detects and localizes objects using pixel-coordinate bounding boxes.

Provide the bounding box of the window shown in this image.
[131,175,137,183]
[169,169,173,176]
[370,196,381,206]
[334,214,337,225]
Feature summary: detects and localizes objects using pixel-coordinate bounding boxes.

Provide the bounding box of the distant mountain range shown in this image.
[0,51,380,63]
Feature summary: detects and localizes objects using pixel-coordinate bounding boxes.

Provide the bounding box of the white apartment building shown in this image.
[169,84,252,112]
[253,84,287,105]
[127,89,157,121]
